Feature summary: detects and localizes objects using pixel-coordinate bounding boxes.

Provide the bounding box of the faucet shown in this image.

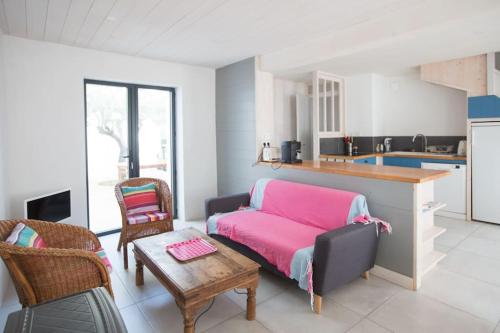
[412,134,428,152]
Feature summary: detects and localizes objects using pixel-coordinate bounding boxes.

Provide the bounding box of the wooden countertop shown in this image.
[321,152,467,161]
[320,153,378,160]
[259,160,450,183]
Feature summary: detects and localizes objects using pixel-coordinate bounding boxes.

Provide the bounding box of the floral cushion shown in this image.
[5,223,47,248]
[121,183,160,215]
[127,211,169,225]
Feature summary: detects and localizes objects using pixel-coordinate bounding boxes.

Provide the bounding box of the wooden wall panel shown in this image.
[420,54,487,97]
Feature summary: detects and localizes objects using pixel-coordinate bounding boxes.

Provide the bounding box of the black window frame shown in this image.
[83,79,177,236]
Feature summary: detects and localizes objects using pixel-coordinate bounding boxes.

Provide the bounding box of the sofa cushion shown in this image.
[95,247,112,272]
[121,183,160,215]
[250,178,369,231]
[127,211,168,225]
[6,223,47,248]
[214,210,325,276]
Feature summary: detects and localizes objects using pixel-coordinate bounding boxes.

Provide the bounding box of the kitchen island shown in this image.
[257,160,450,290]
[262,160,448,183]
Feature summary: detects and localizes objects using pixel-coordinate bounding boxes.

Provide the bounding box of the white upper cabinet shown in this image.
[314,72,344,137]
[312,71,345,158]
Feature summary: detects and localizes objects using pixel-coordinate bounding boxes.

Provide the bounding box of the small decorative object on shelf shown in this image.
[344,136,353,155]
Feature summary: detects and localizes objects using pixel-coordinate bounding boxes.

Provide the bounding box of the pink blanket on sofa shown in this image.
[251,178,359,231]
[207,178,372,292]
[216,210,325,276]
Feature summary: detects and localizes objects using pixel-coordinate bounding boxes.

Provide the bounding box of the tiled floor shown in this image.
[2,216,500,332]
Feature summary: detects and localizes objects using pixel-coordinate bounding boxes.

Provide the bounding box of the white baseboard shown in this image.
[435,211,466,220]
[370,265,415,290]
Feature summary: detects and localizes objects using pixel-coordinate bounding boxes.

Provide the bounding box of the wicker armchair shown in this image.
[115,177,173,269]
[0,219,113,307]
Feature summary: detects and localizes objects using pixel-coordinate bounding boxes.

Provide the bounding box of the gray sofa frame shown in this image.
[205,192,379,314]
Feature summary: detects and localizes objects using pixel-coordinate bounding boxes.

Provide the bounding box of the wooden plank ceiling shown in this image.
[0,0,499,74]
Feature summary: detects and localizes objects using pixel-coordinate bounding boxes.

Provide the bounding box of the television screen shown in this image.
[25,189,71,222]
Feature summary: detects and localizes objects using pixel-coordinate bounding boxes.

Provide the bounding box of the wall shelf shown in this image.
[421,250,446,276]
[422,201,446,214]
[423,226,446,243]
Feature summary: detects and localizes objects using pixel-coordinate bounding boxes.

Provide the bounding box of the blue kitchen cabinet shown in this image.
[468,95,500,119]
[383,157,466,168]
[383,157,421,168]
[354,157,377,165]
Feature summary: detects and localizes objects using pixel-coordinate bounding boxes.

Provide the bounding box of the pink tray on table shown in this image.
[166,237,217,261]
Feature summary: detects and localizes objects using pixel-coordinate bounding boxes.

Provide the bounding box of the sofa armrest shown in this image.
[312,223,378,296]
[205,193,251,219]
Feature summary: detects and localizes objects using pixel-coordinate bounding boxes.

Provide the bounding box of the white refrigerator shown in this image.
[472,122,500,224]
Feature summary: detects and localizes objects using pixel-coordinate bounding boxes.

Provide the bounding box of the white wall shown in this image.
[495,71,500,97]
[372,73,467,136]
[2,36,217,225]
[0,34,7,219]
[345,74,375,136]
[344,72,467,137]
[255,63,308,153]
[0,31,11,307]
[255,62,274,157]
[487,52,500,97]
[273,78,308,145]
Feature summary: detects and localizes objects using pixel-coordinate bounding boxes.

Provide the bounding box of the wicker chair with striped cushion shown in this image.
[0,219,113,307]
[115,177,173,269]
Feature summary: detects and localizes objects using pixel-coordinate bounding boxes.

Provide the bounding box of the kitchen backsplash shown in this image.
[320,136,466,155]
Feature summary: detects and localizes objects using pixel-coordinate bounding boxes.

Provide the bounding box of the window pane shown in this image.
[326,80,333,132]
[319,79,324,132]
[137,88,174,210]
[86,84,128,234]
[334,81,340,132]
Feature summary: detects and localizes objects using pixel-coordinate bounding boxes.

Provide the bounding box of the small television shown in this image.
[24,189,71,222]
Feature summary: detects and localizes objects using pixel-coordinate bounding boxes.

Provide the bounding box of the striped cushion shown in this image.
[6,223,47,248]
[121,183,160,215]
[95,247,112,272]
[127,211,168,225]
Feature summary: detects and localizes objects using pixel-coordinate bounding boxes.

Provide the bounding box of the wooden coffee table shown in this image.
[133,228,260,333]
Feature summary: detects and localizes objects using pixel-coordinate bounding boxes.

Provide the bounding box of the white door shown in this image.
[296,94,313,160]
[472,123,500,224]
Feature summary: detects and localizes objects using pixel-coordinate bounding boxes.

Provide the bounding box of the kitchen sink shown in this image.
[388,151,458,157]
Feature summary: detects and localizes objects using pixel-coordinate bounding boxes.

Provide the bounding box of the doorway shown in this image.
[84,80,176,235]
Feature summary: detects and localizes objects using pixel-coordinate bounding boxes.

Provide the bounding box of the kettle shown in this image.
[383,138,393,152]
[457,140,467,156]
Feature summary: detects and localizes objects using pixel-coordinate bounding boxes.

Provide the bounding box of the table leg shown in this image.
[135,257,144,286]
[182,308,195,333]
[246,287,256,320]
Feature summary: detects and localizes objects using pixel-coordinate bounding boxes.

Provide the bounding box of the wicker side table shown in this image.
[4,287,127,333]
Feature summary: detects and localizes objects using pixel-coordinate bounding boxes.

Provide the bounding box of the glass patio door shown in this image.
[137,88,175,211]
[85,80,176,234]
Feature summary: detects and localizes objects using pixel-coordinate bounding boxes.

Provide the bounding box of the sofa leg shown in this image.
[313,294,322,314]
[362,271,370,280]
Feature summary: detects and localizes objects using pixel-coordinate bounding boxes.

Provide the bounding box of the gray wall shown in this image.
[216,58,258,195]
